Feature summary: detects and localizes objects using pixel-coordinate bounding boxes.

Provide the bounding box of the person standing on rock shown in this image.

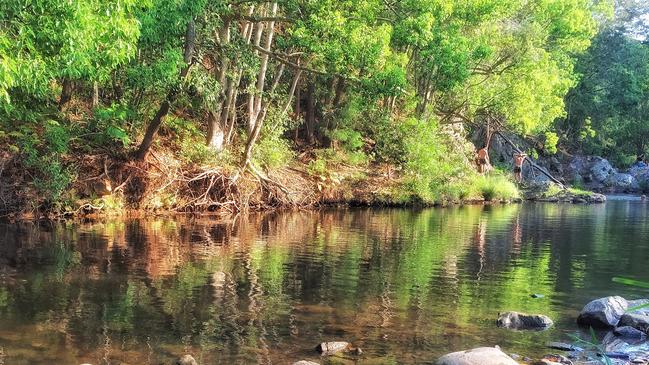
[513,152,526,183]
[476,147,491,174]
[476,132,493,174]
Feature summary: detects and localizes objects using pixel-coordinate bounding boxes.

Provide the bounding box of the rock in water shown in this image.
[175,355,198,365]
[545,342,583,352]
[618,313,649,333]
[577,296,628,328]
[315,341,350,356]
[614,326,647,340]
[496,311,553,330]
[435,347,519,365]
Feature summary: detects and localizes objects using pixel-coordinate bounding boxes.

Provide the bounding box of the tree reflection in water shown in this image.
[0,202,648,364]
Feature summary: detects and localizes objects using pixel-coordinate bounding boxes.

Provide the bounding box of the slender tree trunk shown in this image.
[294,82,301,143]
[242,3,278,167]
[59,78,74,110]
[92,82,99,108]
[332,78,346,109]
[306,81,316,144]
[136,20,195,161]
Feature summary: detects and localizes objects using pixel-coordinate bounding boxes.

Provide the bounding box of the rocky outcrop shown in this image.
[523,182,606,204]
[577,296,629,328]
[606,173,639,190]
[567,156,649,193]
[436,347,519,365]
[497,311,553,330]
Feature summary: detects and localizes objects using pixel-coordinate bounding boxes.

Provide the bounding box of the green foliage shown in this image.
[544,132,560,155]
[253,107,295,170]
[559,28,649,160]
[399,117,474,202]
[14,122,73,201]
[90,104,134,147]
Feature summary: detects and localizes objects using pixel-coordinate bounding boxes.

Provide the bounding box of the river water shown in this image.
[0,201,648,364]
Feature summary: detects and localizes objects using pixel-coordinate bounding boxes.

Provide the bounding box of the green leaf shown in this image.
[612,277,649,289]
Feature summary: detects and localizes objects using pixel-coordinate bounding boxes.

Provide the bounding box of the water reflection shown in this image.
[0,202,647,364]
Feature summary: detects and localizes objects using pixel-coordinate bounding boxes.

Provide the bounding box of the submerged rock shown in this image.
[545,342,583,352]
[315,341,350,356]
[175,355,198,365]
[497,311,553,330]
[577,296,628,328]
[435,347,519,365]
[619,313,649,333]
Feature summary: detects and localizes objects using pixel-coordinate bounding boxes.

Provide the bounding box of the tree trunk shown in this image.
[306,81,316,144]
[206,111,225,151]
[294,82,301,143]
[242,3,278,168]
[92,81,99,108]
[59,78,74,110]
[135,20,195,161]
[135,100,171,160]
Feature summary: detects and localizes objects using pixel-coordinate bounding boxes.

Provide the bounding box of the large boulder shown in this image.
[605,173,639,191]
[292,361,319,365]
[436,347,519,365]
[618,313,649,333]
[577,296,628,328]
[496,312,553,330]
[591,158,615,183]
[627,299,649,315]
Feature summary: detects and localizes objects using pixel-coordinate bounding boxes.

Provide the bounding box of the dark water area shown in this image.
[0,202,648,364]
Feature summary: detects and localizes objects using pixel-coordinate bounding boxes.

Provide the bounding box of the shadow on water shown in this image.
[0,201,648,364]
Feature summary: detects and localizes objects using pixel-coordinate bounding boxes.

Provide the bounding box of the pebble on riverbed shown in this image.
[315,341,351,356]
[175,354,198,365]
[435,347,519,365]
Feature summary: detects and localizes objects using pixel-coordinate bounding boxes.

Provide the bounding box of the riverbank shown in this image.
[1,144,612,220]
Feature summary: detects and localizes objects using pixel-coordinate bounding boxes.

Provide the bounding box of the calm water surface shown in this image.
[0,202,648,364]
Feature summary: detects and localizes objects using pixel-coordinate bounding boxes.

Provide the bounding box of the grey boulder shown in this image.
[577,296,628,328]
[436,347,519,365]
[605,173,639,190]
[497,311,553,330]
[591,158,615,182]
[292,361,320,365]
[614,326,647,340]
[618,313,649,333]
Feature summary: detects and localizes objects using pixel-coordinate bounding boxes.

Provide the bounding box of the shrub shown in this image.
[17,121,73,202]
[90,104,134,148]
[472,174,520,201]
